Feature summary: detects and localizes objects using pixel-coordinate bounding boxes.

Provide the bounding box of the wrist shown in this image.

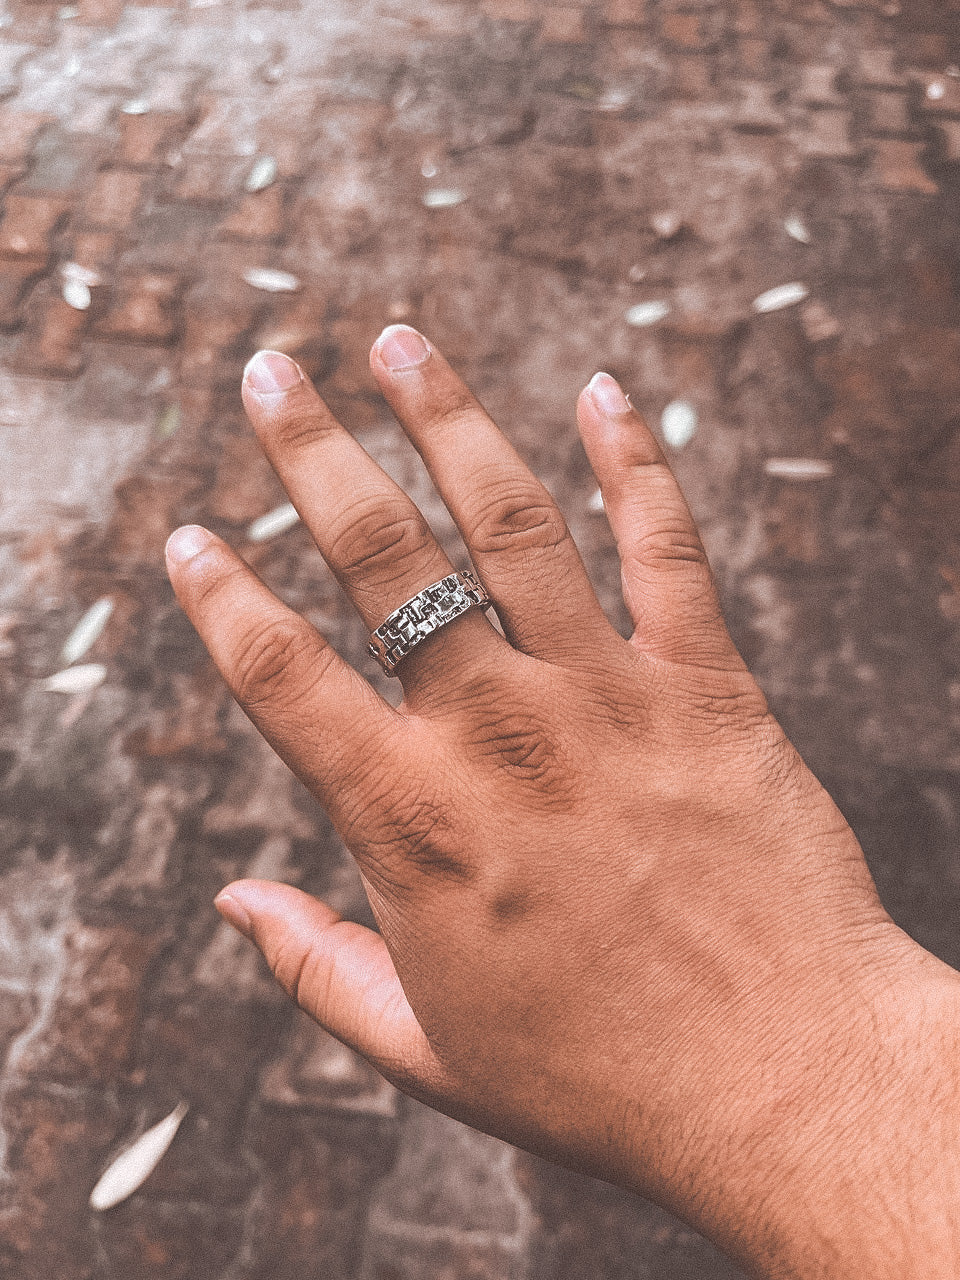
[693,931,960,1278]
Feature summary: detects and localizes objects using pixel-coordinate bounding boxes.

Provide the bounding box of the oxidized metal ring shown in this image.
[367,570,491,676]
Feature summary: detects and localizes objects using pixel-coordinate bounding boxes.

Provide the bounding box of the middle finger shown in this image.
[241,350,502,692]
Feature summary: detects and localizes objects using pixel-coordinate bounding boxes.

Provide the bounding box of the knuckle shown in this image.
[189,559,247,611]
[467,481,569,557]
[421,386,479,434]
[263,401,334,453]
[329,500,436,588]
[270,935,314,1006]
[232,618,329,709]
[453,679,580,800]
[674,669,771,734]
[475,715,567,788]
[633,522,711,574]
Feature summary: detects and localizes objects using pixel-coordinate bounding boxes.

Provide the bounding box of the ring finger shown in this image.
[241,350,503,696]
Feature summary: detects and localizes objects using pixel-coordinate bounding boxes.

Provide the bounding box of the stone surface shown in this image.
[0,0,958,1277]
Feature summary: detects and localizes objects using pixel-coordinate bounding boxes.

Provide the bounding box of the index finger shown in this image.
[165,524,403,805]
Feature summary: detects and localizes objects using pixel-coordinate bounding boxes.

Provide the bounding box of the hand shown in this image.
[165,327,960,1277]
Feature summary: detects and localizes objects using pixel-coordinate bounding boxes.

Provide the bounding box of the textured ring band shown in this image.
[367,570,491,676]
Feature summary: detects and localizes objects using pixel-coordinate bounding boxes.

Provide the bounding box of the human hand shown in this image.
[165,327,960,1277]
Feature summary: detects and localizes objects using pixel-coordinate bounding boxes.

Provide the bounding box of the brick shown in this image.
[866,90,913,135]
[868,138,939,192]
[367,1105,525,1234]
[75,0,125,26]
[857,47,908,87]
[541,7,587,42]
[0,1085,121,1277]
[799,64,844,106]
[738,37,769,76]
[118,110,190,168]
[171,154,248,202]
[935,119,960,163]
[0,194,69,260]
[0,163,22,194]
[95,271,182,342]
[247,1108,395,1278]
[667,54,714,99]
[64,228,117,273]
[901,32,951,69]
[482,0,536,18]
[183,93,261,156]
[260,1017,399,1116]
[13,294,89,377]
[0,258,43,327]
[218,184,285,240]
[92,1201,243,1280]
[79,168,148,229]
[0,109,49,164]
[796,109,858,158]
[205,432,282,523]
[604,0,648,25]
[19,127,102,196]
[732,0,761,35]
[734,81,787,131]
[361,1235,527,1280]
[178,275,260,384]
[146,70,196,112]
[127,201,217,268]
[16,923,163,1080]
[0,45,33,99]
[661,12,708,50]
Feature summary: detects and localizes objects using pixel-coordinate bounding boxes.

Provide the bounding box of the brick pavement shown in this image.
[0,0,959,1275]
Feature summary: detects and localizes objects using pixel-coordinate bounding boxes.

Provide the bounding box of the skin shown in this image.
[165,327,960,1278]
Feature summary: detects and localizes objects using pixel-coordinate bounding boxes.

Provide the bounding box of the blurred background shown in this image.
[0,0,959,1275]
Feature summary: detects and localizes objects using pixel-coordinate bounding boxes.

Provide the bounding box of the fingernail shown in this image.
[588,372,632,417]
[376,325,431,371]
[214,892,253,940]
[244,350,303,395]
[165,524,214,565]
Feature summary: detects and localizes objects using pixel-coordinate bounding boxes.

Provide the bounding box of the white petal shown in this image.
[752,282,810,313]
[784,216,812,244]
[661,400,698,449]
[247,502,300,542]
[651,211,682,239]
[245,156,277,192]
[422,188,466,208]
[625,300,671,328]
[243,268,301,293]
[764,457,834,480]
[62,262,102,287]
[90,1102,189,1211]
[61,598,114,665]
[42,663,106,694]
[63,279,91,310]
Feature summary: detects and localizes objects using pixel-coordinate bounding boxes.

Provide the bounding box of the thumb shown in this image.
[215,879,443,1093]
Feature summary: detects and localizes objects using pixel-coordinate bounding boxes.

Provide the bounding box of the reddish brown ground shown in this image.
[0,0,959,1276]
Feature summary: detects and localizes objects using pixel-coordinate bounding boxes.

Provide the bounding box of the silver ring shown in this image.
[368,570,491,676]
